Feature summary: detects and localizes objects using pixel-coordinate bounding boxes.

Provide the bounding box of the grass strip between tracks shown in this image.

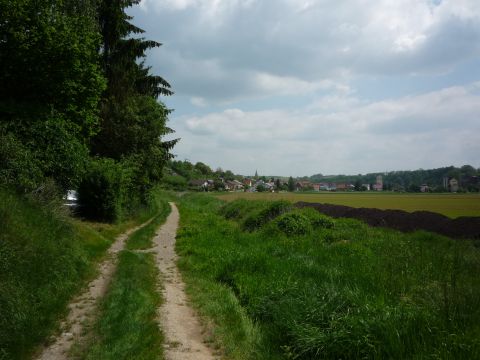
[74,201,171,360]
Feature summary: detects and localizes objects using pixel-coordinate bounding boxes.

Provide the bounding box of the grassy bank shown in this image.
[0,188,162,360]
[75,197,171,359]
[177,194,480,359]
[216,192,480,218]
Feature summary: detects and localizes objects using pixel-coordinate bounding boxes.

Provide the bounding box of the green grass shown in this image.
[0,189,110,360]
[216,192,480,218]
[126,200,171,250]
[176,194,480,359]
[77,251,163,360]
[0,188,163,360]
[75,192,172,359]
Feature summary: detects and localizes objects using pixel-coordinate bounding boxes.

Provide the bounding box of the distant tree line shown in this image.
[309,165,480,192]
[0,0,176,221]
[162,160,239,191]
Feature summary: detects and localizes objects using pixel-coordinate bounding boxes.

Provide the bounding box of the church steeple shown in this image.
[254,170,258,179]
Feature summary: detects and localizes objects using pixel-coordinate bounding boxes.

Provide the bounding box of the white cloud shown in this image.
[134,0,480,104]
[190,96,208,107]
[130,1,480,174]
[173,83,480,175]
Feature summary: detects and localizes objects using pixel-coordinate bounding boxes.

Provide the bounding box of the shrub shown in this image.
[243,200,292,231]
[276,212,312,236]
[77,158,133,222]
[301,208,335,229]
[0,133,43,192]
[162,174,188,191]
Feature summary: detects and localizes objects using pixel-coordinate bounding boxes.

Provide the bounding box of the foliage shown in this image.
[274,208,334,236]
[163,159,240,191]
[301,207,336,229]
[92,0,176,194]
[256,183,266,192]
[77,158,134,222]
[90,0,177,206]
[177,195,480,360]
[0,0,105,191]
[275,212,312,235]
[0,133,43,192]
[288,176,295,192]
[310,165,480,192]
[162,174,189,191]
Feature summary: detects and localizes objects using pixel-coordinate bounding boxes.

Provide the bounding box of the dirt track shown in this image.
[35,203,215,360]
[35,219,153,360]
[296,202,480,239]
[154,203,216,360]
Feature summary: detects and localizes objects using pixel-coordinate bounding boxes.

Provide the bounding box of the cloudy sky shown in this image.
[129,0,480,176]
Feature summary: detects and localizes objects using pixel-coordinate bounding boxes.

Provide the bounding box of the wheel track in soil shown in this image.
[36,203,217,360]
[35,218,154,360]
[154,202,217,360]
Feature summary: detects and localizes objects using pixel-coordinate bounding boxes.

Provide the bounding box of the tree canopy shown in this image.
[0,0,177,218]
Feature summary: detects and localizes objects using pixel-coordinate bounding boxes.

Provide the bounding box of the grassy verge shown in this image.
[176,193,480,359]
[75,193,172,359]
[0,188,163,360]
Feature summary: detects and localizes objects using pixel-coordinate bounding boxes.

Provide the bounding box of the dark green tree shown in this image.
[288,176,295,192]
[0,0,105,191]
[90,0,177,199]
[195,162,213,176]
[354,180,362,191]
[256,183,266,192]
[92,0,174,158]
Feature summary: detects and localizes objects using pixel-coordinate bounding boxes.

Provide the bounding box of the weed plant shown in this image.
[177,194,480,359]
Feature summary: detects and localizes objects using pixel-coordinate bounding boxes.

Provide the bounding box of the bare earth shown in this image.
[155,203,216,360]
[35,219,153,360]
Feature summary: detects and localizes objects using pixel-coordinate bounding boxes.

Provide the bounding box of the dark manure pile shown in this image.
[295,202,480,239]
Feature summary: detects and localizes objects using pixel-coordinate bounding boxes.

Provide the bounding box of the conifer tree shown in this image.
[92,0,177,194]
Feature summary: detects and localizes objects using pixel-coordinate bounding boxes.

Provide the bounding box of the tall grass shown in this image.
[0,188,164,360]
[176,194,480,359]
[0,189,105,359]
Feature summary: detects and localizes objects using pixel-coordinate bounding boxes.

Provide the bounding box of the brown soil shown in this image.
[295,202,480,239]
[35,219,153,360]
[153,202,217,360]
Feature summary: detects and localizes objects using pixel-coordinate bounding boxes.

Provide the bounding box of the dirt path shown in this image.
[35,219,153,360]
[154,203,216,360]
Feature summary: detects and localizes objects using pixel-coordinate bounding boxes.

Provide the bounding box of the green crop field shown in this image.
[216,192,480,218]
